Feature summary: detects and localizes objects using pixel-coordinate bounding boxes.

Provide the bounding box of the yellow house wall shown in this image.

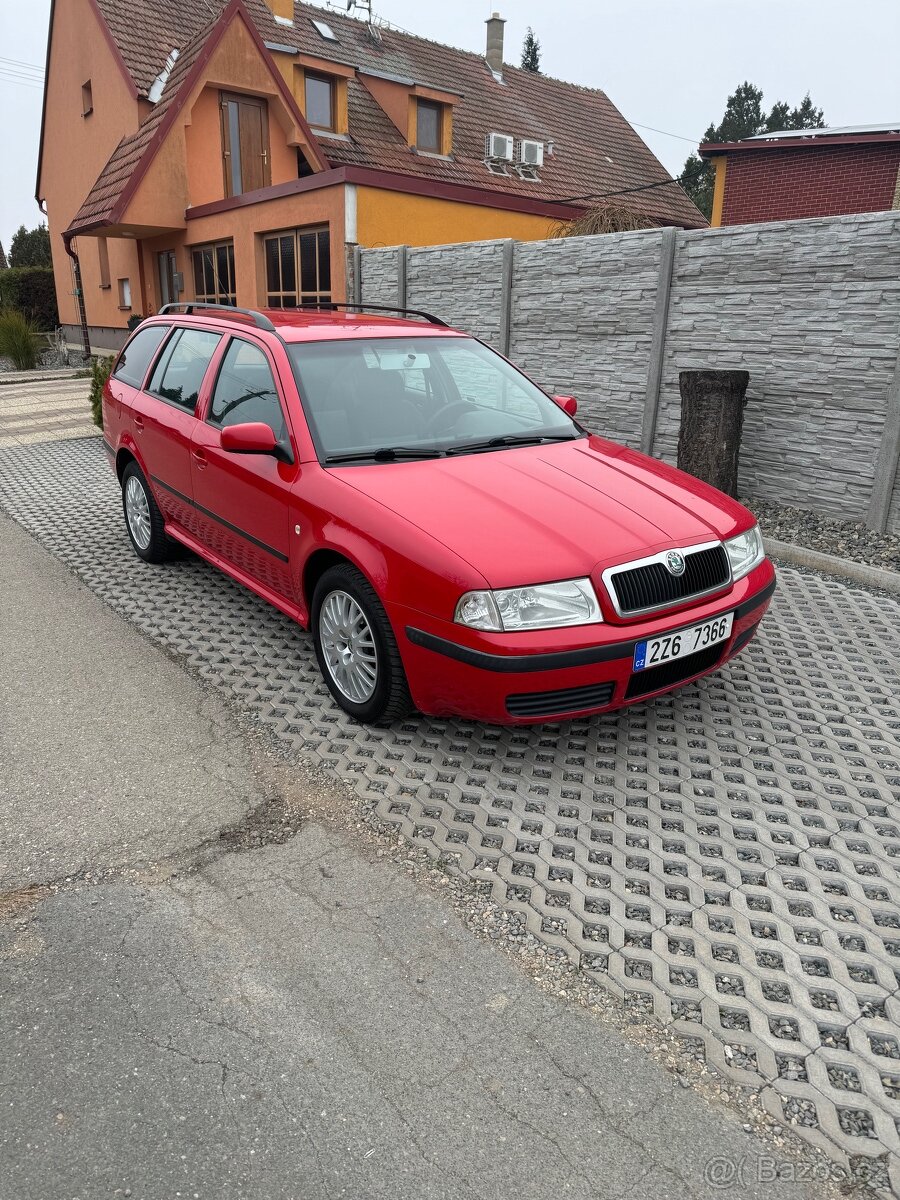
[710,156,728,228]
[356,187,558,247]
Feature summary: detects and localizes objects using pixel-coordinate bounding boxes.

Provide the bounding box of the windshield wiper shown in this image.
[445,433,581,456]
[324,446,445,464]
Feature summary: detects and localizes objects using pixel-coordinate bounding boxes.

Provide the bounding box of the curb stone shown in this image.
[763,536,900,595]
[0,369,88,386]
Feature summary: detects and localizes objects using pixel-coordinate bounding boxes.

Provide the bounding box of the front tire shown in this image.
[121,461,170,563]
[312,564,413,725]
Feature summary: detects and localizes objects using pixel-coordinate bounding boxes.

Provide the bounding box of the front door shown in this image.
[190,335,297,600]
[158,251,178,307]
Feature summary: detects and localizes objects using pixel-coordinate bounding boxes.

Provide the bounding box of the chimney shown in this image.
[262,0,294,25]
[485,12,506,78]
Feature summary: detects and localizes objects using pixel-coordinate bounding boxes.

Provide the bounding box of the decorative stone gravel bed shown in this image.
[745,497,900,573]
[0,349,71,374]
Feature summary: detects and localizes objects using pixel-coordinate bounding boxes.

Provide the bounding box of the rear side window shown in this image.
[209,339,287,441]
[112,324,168,388]
[147,328,222,413]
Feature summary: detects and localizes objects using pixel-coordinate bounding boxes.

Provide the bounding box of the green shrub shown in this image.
[0,267,59,330]
[126,313,144,331]
[89,355,114,428]
[0,308,40,370]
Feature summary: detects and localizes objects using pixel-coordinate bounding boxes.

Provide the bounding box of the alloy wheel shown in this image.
[124,474,152,551]
[318,589,379,703]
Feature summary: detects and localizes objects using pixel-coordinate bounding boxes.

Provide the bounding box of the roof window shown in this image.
[311,18,337,40]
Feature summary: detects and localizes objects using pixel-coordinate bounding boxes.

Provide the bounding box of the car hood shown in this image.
[332,435,754,589]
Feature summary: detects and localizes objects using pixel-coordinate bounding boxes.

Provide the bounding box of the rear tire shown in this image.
[312,564,413,725]
[121,461,170,564]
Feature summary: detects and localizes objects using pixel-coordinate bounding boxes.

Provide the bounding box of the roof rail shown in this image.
[296,301,448,327]
[157,302,276,332]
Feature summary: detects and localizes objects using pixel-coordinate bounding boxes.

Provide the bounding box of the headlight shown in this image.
[724,524,765,580]
[455,578,602,632]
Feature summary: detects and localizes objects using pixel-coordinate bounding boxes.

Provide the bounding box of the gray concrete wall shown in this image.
[359,211,900,534]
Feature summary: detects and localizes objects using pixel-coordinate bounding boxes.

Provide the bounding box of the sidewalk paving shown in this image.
[0,374,95,448]
[0,518,832,1200]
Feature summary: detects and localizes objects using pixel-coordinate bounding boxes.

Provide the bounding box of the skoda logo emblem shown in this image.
[665,550,686,576]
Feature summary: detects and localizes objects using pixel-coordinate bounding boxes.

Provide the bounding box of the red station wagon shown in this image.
[102,303,775,725]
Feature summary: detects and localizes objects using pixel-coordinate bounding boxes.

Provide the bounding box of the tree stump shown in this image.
[677,370,750,498]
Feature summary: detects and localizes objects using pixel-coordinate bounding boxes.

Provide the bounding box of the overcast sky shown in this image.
[1,0,898,251]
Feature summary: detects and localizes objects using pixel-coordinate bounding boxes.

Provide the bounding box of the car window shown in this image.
[112,324,169,388]
[147,328,222,413]
[208,338,287,441]
[440,344,543,422]
[288,337,578,460]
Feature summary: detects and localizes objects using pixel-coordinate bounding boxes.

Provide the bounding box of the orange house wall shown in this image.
[46,12,561,340]
[185,86,299,208]
[137,184,347,314]
[38,0,142,329]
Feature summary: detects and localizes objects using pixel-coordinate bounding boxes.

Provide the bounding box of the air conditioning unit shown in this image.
[519,139,545,167]
[486,132,514,161]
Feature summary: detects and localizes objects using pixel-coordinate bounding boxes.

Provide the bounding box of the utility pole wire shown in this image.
[552,175,690,205]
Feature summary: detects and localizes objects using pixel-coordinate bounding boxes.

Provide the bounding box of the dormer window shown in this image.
[416,99,443,154]
[305,72,335,131]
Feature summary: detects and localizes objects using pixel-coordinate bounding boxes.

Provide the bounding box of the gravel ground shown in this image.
[0,348,71,373]
[745,496,900,573]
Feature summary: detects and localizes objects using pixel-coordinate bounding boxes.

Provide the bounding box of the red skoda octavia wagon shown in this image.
[102,303,775,725]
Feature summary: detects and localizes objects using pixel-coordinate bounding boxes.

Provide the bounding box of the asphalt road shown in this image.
[0,513,833,1200]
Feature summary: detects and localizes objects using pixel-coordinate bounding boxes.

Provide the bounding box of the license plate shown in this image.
[633,612,734,672]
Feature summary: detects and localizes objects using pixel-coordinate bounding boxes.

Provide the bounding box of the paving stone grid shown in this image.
[2,436,899,1185]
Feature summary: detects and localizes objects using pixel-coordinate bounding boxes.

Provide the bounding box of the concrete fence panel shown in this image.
[360,210,900,534]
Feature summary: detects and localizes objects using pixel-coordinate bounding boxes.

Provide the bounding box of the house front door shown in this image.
[158,250,178,307]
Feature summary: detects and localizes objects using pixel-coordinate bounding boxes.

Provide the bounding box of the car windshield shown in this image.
[286,336,583,462]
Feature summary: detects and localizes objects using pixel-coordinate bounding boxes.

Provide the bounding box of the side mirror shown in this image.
[220,422,278,455]
[554,395,578,417]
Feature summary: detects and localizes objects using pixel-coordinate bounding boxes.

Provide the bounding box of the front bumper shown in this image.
[394,561,776,724]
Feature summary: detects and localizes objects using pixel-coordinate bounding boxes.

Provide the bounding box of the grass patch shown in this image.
[0,308,40,370]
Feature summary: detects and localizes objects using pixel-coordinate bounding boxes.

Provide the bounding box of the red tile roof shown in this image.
[79,0,704,231]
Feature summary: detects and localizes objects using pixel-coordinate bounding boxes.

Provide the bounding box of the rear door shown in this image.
[131,326,223,536]
[106,323,170,448]
[190,335,297,600]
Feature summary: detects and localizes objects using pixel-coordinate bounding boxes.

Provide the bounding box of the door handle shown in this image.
[192,449,208,469]
[133,415,144,431]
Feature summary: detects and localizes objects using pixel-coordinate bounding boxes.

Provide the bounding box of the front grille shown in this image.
[625,644,723,700]
[506,680,615,718]
[610,545,730,616]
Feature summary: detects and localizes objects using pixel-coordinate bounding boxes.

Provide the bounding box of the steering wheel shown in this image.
[427,400,478,435]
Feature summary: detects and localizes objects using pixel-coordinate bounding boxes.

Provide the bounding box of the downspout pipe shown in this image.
[63,234,91,362]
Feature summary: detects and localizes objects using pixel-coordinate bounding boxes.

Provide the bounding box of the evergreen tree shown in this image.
[521,27,541,73]
[680,84,825,220]
[0,242,7,271]
[9,224,52,268]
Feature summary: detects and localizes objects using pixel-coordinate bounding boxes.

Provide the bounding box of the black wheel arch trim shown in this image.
[405,577,776,674]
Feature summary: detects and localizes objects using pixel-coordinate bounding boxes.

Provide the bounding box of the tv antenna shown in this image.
[344,0,373,16]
